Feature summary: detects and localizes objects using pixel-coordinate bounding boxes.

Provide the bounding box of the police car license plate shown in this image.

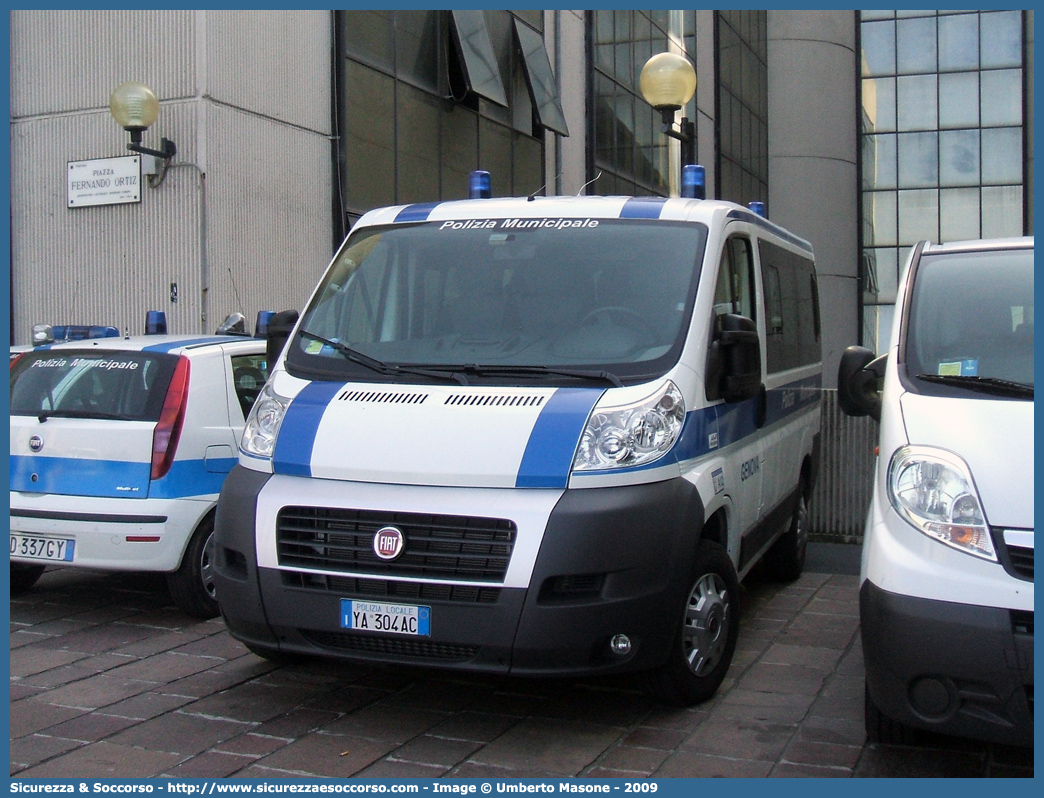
[10,534,75,563]
[340,599,431,636]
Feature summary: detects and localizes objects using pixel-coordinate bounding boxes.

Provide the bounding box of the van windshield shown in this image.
[905,246,1033,397]
[288,219,708,385]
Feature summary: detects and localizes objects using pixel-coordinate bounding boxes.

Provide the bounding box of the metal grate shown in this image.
[281,571,501,603]
[276,506,516,581]
[300,629,479,662]
[1010,609,1033,636]
[1005,545,1034,582]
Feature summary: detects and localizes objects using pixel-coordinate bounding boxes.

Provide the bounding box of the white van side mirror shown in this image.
[706,313,762,403]
[837,345,886,421]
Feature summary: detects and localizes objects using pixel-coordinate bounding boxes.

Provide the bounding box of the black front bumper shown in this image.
[860,579,1033,747]
[214,465,705,676]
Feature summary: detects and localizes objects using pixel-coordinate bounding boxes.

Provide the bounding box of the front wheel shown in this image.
[167,514,220,619]
[639,540,740,706]
[764,482,809,581]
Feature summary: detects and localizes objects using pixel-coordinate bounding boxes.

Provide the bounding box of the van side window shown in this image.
[713,236,755,321]
[759,240,820,373]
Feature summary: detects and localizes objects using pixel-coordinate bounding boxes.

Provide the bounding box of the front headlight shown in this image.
[573,381,685,471]
[241,382,291,459]
[887,445,996,561]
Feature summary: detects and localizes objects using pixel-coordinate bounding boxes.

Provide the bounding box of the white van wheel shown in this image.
[639,540,739,706]
[167,515,220,619]
[765,482,809,581]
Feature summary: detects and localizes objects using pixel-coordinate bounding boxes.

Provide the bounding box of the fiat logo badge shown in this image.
[28,435,44,453]
[373,526,405,561]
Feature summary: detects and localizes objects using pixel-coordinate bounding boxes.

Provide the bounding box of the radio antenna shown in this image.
[576,171,602,196]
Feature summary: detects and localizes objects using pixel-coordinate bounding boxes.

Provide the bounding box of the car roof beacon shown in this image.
[469,170,492,199]
[145,310,167,335]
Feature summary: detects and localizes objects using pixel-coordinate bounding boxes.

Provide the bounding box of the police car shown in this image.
[215,176,822,705]
[10,313,270,617]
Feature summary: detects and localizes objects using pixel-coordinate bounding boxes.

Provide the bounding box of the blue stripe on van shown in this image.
[516,388,602,488]
[620,197,668,219]
[142,337,230,353]
[394,202,442,223]
[272,381,344,477]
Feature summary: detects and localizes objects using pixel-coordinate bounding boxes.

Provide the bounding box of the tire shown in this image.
[639,540,740,707]
[764,481,809,582]
[10,563,46,596]
[167,514,220,619]
[864,680,916,745]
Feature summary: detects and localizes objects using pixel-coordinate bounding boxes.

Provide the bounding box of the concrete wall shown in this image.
[9,10,332,342]
[766,11,859,387]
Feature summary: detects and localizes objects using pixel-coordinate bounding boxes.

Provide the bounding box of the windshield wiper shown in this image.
[298,331,469,385]
[452,364,624,388]
[916,373,1034,399]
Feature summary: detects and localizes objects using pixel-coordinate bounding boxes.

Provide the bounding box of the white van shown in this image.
[214,187,822,705]
[838,236,1033,746]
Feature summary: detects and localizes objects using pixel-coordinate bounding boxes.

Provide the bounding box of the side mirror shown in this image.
[265,310,299,375]
[837,345,886,421]
[707,313,763,403]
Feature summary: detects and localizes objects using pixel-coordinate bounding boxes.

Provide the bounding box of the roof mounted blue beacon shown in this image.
[748,201,767,217]
[681,164,705,200]
[469,170,492,199]
[255,310,275,338]
[144,310,167,335]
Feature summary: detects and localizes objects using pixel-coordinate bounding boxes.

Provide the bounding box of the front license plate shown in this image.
[10,534,75,563]
[340,599,431,636]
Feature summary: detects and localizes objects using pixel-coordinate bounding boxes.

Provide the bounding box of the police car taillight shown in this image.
[152,356,191,480]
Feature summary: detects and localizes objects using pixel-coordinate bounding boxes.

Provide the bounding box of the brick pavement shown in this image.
[8,550,1033,778]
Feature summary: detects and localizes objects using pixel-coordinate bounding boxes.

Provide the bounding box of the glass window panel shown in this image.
[614,11,633,85]
[980,69,1022,127]
[897,75,937,131]
[896,17,937,74]
[981,127,1023,184]
[862,78,896,133]
[940,188,981,242]
[514,10,542,31]
[396,84,440,204]
[345,61,395,212]
[939,72,980,129]
[343,11,394,72]
[939,129,979,187]
[897,131,938,188]
[513,19,569,136]
[479,118,512,192]
[898,189,939,244]
[862,10,894,21]
[393,11,440,93]
[938,14,979,71]
[862,20,896,76]
[633,13,652,90]
[594,11,614,73]
[512,131,543,196]
[450,9,508,106]
[980,11,1022,69]
[867,191,898,246]
[981,186,1024,238]
[864,247,899,304]
[441,105,478,201]
[864,134,897,189]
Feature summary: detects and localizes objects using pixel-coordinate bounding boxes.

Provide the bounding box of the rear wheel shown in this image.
[764,481,809,581]
[167,514,220,619]
[10,563,46,596]
[864,680,917,745]
[639,540,740,706]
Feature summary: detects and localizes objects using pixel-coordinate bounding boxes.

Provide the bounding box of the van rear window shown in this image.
[10,350,179,421]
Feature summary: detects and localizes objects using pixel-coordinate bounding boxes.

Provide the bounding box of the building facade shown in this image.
[8,10,1034,382]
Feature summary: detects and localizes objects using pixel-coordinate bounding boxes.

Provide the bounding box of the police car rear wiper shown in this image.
[916,374,1034,398]
[298,331,469,385]
[456,364,624,388]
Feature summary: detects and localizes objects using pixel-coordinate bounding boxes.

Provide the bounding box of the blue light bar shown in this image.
[144,310,167,335]
[255,310,275,338]
[748,201,767,217]
[681,164,705,200]
[469,170,492,199]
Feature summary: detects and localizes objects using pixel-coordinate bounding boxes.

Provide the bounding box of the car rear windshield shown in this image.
[10,350,179,421]
[905,246,1033,393]
[287,218,708,385]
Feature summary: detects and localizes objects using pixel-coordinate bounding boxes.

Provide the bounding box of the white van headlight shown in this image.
[573,381,685,471]
[241,382,291,459]
[887,445,996,561]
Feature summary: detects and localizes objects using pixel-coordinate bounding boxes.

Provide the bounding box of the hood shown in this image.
[899,391,1034,529]
[271,382,603,489]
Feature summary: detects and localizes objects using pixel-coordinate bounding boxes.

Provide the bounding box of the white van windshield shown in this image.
[905,246,1033,395]
[289,219,708,385]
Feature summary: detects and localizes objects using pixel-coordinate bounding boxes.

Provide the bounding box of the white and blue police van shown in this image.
[838,237,1033,745]
[10,312,270,618]
[214,177,822,705]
